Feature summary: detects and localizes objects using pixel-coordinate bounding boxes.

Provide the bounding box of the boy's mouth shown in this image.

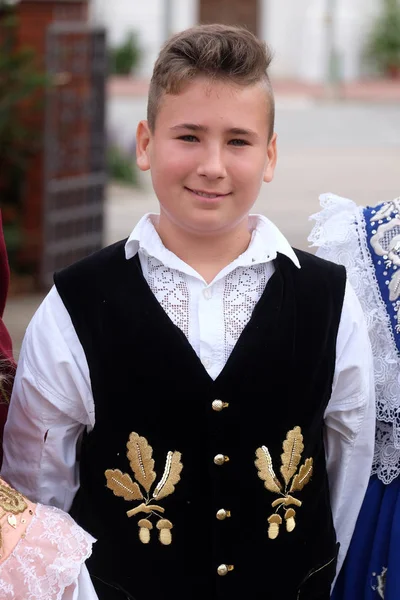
[185,187,230,199]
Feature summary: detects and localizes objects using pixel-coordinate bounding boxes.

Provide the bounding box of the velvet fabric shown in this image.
[55,243,345,600]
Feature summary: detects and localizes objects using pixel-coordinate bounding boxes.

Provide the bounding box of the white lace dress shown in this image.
[309,193,400,485]
[0,479,96,600]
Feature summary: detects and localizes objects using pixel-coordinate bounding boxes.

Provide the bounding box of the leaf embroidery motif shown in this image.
[127,432,156,493]
[105,433,183,545]
[105,469,143,501]
[255,446,282,494]
[290,458,313,493]
[280,426,304,486]
[153,451,183,500]
[255,426,313,540]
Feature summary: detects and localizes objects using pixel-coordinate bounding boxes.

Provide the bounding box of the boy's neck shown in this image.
[155,215,252,284]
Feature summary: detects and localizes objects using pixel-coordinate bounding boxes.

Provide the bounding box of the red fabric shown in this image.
[0,211,14,354]
[0,210,15,462]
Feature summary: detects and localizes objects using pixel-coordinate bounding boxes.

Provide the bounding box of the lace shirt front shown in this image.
[309,193,400,484]
[134,214,292,377]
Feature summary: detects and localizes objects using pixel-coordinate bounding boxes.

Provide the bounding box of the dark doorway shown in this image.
[199,0,259,36]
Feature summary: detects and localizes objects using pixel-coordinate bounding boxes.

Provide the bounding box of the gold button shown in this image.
[212,399,229,412]
[216,508,231,520]
[217,564,234,576]
[214,454,229,466]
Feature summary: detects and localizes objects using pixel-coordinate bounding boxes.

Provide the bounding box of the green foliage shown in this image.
[109,31,141,75]
[365,0,400,75]
[107,145,138,186]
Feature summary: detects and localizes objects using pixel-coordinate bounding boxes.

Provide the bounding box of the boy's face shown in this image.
[136,77,277,236]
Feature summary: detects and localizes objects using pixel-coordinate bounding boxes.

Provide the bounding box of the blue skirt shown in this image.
[332,475,400,599]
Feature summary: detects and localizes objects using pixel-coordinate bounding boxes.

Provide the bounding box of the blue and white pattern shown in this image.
[310,194,400,599]
[309,193,400,485]
[365,199,400,348]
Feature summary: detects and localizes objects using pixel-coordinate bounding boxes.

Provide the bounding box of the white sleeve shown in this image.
[65,565,99,600]
[1,286,93,511]
[324,280,375,577]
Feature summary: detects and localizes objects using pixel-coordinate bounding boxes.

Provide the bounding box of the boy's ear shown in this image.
[136,120,151,171]
[263,132,277,183]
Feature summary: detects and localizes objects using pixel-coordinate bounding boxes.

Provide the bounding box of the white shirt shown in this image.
[2,214,375,595]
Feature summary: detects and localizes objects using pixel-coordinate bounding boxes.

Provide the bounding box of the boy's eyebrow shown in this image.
[229,127,259,138]
[170,123,259,138]
[170,123,207,132]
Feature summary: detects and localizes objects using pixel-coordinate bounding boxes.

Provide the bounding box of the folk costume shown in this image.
[0,212,97,599]
[309,194,400,600]
[0,477,95,600]
[2,214,375,600]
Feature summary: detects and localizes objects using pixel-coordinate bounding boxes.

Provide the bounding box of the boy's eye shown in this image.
[229,139,249,146]
[178,135,199,142]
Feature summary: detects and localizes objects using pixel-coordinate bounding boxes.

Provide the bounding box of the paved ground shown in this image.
[4,99,400,357]
[109,76,400,102]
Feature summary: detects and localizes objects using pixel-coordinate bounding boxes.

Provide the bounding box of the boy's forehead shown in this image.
[155,77,272,128]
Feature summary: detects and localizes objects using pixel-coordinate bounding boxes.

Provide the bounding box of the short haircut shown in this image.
[147,24,275,138]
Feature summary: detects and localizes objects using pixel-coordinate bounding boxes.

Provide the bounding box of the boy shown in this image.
[2,25,375,600]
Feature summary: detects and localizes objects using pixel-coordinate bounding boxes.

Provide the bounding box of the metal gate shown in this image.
[41,22,107,287]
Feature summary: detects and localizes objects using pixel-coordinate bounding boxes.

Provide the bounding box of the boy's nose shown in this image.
[197,150,227,180]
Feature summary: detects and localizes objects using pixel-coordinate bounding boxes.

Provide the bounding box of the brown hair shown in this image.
[147,24,275,137]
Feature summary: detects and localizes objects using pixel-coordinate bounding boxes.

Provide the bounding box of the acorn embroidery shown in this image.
[255,426,313,539]
[105,432,183,544]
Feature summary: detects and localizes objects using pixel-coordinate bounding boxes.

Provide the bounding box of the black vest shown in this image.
[54,243,345,600]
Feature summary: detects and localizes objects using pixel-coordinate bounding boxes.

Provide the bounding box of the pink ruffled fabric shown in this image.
[0,501,95,599]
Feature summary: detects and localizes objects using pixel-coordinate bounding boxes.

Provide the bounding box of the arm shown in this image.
[1,286,93,510]
[324,280,375,576]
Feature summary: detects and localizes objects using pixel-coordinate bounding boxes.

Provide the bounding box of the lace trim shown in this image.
[223,265,268,362]
[309,193,400,484]
[146,256,269,366]
[146,256,190,338]
[0,503,94,599]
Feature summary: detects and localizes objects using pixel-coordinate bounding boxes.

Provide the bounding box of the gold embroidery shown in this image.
[126,503,165,518]
[104,469,143,501]
[255,426,313,539]
[255,446,282,494]
[271,495,302,508]
[138,518,153,544]
[280,426,304,486]
[126,433,156,493]
[153,451,183,500]
[285,508,296,532]
[157,519,173,545]
[0,483,27,514]
[290,458,313,492]
[105,432,183,545]
[267,514,282,539]
[0,482,28,553]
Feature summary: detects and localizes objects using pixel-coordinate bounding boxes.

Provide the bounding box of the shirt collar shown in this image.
[125,213,300,274]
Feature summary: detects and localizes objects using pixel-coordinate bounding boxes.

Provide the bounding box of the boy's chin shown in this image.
[179,214,250,236]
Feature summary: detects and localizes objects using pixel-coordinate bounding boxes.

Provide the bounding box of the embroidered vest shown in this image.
[54,244,345,600]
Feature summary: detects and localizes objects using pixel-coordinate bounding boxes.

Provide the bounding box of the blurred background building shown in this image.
[91,0,387,83]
